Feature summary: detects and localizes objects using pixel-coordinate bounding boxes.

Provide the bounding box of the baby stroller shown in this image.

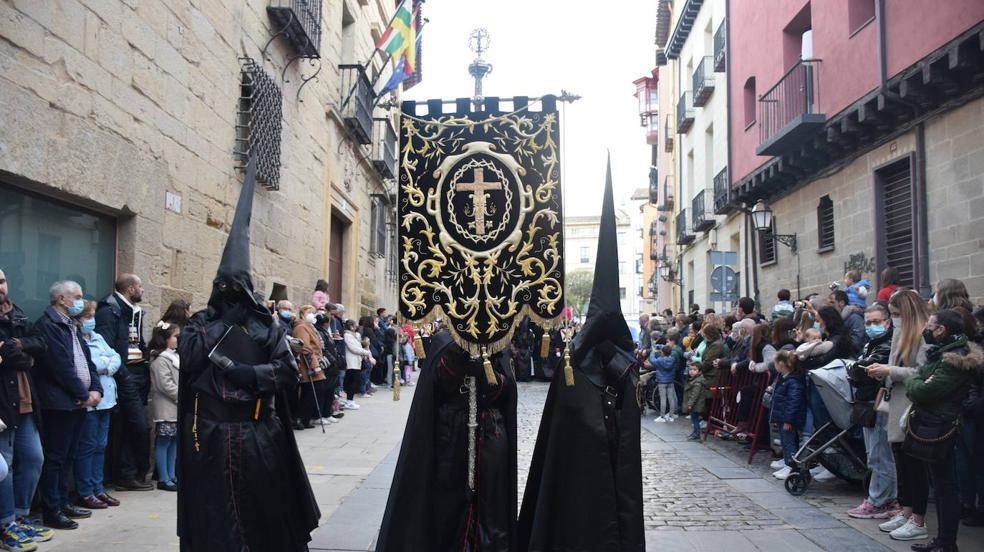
[784,359,869,496]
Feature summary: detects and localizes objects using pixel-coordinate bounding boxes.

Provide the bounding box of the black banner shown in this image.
[398,96,565,354]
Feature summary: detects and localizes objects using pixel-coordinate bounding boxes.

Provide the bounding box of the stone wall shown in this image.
[0,0,397,323]
[757,96,984,309]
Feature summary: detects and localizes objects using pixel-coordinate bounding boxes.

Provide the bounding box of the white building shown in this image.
[564,208,640,319]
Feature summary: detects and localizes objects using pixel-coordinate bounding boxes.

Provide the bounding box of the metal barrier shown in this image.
[703,366,773,464]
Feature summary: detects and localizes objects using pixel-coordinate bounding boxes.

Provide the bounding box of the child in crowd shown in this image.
[832,270,870,308]
[795,328,833,361]
[682,361,708,439]
[770,350,807,481]
[650,345,678,422]
[149,321,180,492]
[398,332,415,386]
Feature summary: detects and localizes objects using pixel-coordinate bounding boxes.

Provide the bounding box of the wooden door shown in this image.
[329,212,346,303]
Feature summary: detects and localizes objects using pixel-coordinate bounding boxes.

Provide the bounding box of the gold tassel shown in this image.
[393,365,401,401]
[413,336,425,359]
[482,348,497,386]
[540,333,551,359]
[563,347,574,386]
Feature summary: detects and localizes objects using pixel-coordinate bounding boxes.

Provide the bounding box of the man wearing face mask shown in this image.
[277,300,296,335]
[846,304,898,520]
[95,272,154,492]
[34,280,103,529]
[176,158,318,551]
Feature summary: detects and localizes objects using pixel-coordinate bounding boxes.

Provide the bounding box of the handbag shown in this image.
[851,401,877,428]
[902,409,960,463]
[874,385,891,414]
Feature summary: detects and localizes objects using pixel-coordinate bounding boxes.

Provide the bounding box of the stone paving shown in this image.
[37,378,984,551]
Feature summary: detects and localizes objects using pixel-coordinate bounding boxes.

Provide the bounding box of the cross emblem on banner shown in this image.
[454,167,503,236]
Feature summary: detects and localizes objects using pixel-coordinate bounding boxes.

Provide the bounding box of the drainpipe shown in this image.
[677,54,685,311]
[876,0,887,87]
[914,123,931,297]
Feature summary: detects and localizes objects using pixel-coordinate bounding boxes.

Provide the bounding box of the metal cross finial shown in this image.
[468,28,490,58]
[468,29,493,109]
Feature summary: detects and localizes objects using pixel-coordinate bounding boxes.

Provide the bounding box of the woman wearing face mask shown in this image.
[292,306,326,430]
[74,300,121,509]
[148,321,180,492]
[865,290,933,541]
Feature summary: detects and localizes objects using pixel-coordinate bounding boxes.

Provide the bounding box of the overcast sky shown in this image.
[404,0,657,216]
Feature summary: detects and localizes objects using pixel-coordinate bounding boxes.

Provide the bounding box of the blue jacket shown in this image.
[82,331,120,411]
[649,354,677,384]
[34,307,103,411]
[770,372,807,428]
[846,279,870,308]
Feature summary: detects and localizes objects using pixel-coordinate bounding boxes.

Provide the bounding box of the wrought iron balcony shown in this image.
[713,166,734,214]
[692,190,714,232]
[372,118,397,179]
[693,56,715,107]
[339,64,375,145]
[757,59,825,156]
[677,91,694,133]
[656,173,674,212]
[664,114,674,152]
[648,166,659,204]
[677,209,695,246]
[266,0,323,57]
[713,20,726,72]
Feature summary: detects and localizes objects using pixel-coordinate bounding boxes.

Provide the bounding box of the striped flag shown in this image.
[375,0,416,71]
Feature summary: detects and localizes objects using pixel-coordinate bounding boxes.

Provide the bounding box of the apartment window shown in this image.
[619,287,627,300]
[758,219,777,266]
[370,197,387,257]
[580,246,589,263]
[743,77,756,128]
[783,3,812,69]
[848,0,876,35]
[817,195,835,252]
[635,254,643,274]
[876,158,916,287]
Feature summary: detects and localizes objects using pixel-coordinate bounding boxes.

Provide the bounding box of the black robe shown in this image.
[516,343,645,552]
[176,305,320,551]
[376,331,518,552]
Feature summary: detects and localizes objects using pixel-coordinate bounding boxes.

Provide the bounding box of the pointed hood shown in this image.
[208,157,263,312]
[571,155,634,365]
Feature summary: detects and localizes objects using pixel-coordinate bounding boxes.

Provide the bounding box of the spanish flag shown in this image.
[375,0,416,72]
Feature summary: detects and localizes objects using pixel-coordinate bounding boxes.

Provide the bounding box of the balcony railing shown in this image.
[648,166,659,204]
[677,91,694,133]
[713,20,726,72]
[656,173,674,211]
[340,64,375,144]
[757,59,825,156]
[267,0,323,57]
[664,114,674,152]
[372,118,397,179]
[677,209,695,246]
[692,190,714,232]
[713,166,733,214]
[693,56,715,107]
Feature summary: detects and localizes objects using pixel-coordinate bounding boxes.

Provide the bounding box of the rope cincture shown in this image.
[192,393,201,453]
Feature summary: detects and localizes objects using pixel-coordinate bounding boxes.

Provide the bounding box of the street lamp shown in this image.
[751,199,798,253]
[659,262,682,285]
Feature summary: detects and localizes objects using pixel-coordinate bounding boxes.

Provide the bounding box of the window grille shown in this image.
[817,195,835,251]
[235,57,283,190]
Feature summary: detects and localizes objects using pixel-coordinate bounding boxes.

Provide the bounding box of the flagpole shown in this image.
[360,0,411,70]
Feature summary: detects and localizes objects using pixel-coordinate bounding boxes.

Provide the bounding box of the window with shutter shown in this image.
[817,195,835,252]
[758,220,777,266]
[876,159,915,287]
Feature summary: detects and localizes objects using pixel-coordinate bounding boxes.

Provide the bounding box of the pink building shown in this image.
[727,0,984,303]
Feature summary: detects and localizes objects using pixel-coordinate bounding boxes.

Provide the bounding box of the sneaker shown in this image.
[686,431,701,441]
[1,523,37,551]
[699,421,708,429]
[345,400,360,410]
[655,416,667,423]
[13,521,51,544]
[813,467,837,481]
[773,466,792,480]
[848,499,898,519]
[890,518,929,541]
[880,512,911,533]
[770,459,786,470]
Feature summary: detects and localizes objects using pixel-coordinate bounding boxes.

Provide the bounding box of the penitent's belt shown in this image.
[186,393,276,452]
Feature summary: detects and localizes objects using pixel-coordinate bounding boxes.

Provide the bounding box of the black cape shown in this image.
[516,156,645,552]
[176,157,319,551]
[376,331,519,552]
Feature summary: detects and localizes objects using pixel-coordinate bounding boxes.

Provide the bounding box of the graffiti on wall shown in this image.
[843,251,877,276]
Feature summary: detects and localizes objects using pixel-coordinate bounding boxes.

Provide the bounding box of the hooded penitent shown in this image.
[176,157,320,552]
[516,156,645,552]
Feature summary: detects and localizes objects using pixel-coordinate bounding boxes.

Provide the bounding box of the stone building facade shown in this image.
[0,0,401,322]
